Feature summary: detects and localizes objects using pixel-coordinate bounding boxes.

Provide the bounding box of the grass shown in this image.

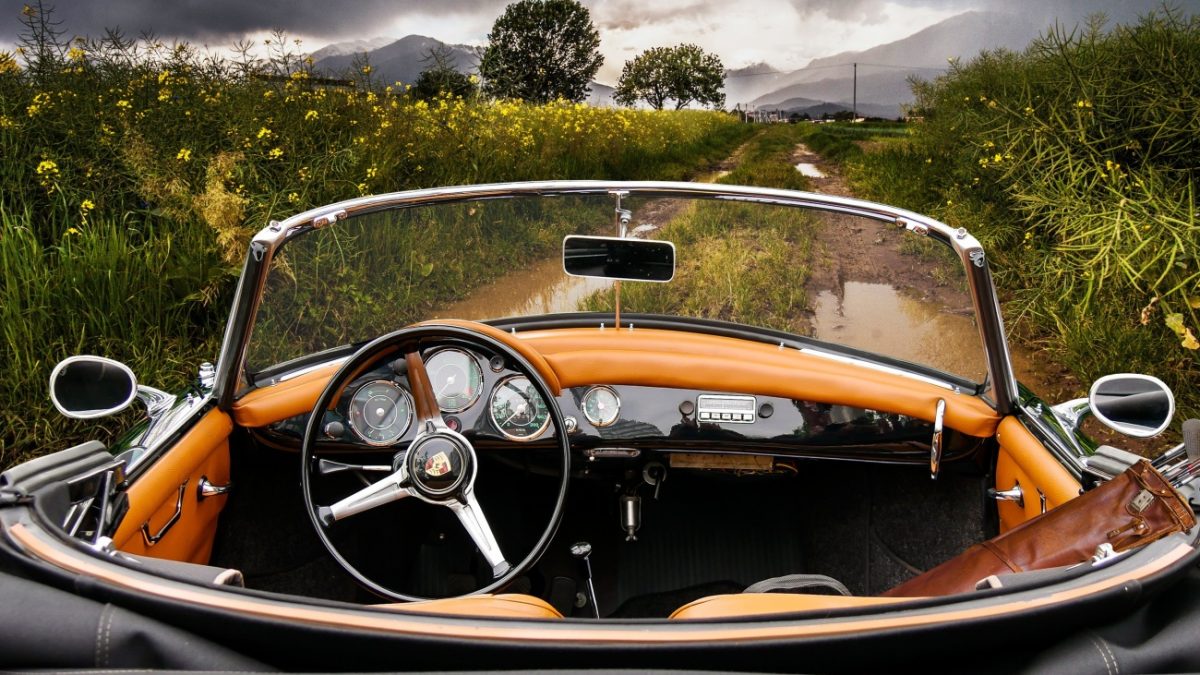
[810,8,1200,421]
[0,5,753,467]
[580,124,814,331]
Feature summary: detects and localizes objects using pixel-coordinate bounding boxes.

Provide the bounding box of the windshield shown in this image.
[247,191,987,385]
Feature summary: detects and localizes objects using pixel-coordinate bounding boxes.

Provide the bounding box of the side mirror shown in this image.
[1088,373,1174,438]
[49,355,139,419]
[563,235,675,283]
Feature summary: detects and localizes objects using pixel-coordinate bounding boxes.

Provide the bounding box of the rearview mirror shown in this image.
[563,235,675,283]
[1088,373,1174,438]
[49,355,138,419]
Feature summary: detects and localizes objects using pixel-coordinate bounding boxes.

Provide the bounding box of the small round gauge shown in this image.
[582,386,621,428]
[347,380,413,446]
[425,348,484,412]
[489,376,551,441]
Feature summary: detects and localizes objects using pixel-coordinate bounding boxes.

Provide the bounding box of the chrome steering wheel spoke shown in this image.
[449,488,510,578]
[319,465,411,526]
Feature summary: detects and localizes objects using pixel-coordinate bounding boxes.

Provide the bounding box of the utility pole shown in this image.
[852,62,857,122]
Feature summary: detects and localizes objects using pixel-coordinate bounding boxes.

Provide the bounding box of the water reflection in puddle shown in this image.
[795,163,826,178]
[811,282,986,382]
[427,256,611,321]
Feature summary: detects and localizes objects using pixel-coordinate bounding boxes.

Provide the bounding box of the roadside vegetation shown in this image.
[0,4,751,466]
[581,124,813,330]
[803,9,1200,421]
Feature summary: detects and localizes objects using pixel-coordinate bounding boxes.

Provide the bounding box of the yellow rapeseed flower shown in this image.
[80,199,95,211]
[176,148,192,162]
[65,227,80,236]
[287,192,300,203]
[304,109,318,121]
[992,153,1003,163]
[36,159,58,175]
[366,166,377,179]
[256,126,272,139]
[115,99,131,109]
[268,147,283,159]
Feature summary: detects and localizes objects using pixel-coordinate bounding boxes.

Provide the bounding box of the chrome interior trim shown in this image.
[797,347,960,392]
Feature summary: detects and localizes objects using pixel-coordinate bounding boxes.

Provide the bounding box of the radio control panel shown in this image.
[696,394,757,423]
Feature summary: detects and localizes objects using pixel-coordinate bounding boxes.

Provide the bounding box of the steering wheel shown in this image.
[300,322,571,602]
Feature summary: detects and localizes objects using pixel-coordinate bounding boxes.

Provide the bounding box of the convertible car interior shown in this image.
[3,182,1198,670]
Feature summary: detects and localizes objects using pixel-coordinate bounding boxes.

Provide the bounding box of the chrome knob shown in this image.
[988,483,1024,508]
[197,476,232,500]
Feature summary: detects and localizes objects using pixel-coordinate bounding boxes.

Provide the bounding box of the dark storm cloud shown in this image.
[1,0,497,43]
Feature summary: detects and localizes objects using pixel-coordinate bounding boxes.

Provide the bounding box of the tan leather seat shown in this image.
[378,593,563,619]
[670,593,918,620]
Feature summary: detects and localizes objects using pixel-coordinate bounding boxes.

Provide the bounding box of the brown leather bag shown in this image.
[884,460,1195,598]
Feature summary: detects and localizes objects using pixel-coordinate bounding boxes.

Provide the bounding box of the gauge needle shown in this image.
[502,403,527,425]
[436,375,456,397]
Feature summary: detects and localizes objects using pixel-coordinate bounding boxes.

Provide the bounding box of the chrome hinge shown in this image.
[930,398,946,480]
[311,208,347,229]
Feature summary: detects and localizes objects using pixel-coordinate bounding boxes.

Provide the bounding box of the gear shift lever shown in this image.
[570,541,600,618]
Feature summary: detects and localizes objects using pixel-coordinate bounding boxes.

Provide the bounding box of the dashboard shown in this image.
[257,344,982,466]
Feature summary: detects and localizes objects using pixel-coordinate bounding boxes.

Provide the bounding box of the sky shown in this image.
[0,0,1186,82]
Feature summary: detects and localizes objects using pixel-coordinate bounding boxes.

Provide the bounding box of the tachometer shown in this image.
[425,348,484,412]
[582,386,620,428]
[347,380,413,446]
[489,376,551,441]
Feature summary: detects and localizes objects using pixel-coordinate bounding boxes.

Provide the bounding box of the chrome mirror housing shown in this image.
[49,355,139,419]
[49,355,175,421]
[1088,373,1174,438]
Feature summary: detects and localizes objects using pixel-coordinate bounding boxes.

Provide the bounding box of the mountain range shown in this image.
[311,10,1045,115]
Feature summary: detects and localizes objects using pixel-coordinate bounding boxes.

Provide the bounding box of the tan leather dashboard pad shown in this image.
[233,325,1001,438]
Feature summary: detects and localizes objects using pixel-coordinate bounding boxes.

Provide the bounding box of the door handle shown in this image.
[988,483,1024,508]
[197,475,232,500]
[141,480,186,546]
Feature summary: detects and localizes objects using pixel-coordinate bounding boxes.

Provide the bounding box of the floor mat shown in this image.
[614,472,805,608]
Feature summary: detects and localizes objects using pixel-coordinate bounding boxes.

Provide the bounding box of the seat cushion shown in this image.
[378,593,563,619]
[670,593,917,620]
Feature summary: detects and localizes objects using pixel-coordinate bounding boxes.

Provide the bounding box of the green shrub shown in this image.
[846,8,1200,419]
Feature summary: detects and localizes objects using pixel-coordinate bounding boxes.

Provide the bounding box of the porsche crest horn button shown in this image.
[407,435,469,495]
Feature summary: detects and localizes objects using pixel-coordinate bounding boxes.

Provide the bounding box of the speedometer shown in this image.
[347,380,413,446]
[489,376,550,441]
[425,348,484,412]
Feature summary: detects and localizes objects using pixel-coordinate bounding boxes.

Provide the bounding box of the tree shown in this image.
[478,0,602,103]
[613,44,725,111]
[411,46,477,101]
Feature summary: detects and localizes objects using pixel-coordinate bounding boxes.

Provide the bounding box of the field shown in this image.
[799,9,1200,422]
[0,20,750,466]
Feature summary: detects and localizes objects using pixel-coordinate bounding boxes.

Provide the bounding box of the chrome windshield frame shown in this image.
[211,181,1019,414]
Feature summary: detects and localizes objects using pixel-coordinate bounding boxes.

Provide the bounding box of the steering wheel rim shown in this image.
[300,323,571,602]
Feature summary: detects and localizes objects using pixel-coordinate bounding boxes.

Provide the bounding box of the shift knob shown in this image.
[570,541,592,558]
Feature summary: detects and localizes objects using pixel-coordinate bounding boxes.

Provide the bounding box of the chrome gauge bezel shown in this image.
[489,375,552,442]
[347,379,414,446]
[425,347,484,413]
[582,385,621,428]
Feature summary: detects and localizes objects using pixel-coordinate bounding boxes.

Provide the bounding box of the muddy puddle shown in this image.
[426,256,611,321]
[810,281,987,382]
[795,162,827,178]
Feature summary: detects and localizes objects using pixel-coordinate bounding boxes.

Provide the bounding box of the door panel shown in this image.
[995,416,1081,532]
[113,409,233,564]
